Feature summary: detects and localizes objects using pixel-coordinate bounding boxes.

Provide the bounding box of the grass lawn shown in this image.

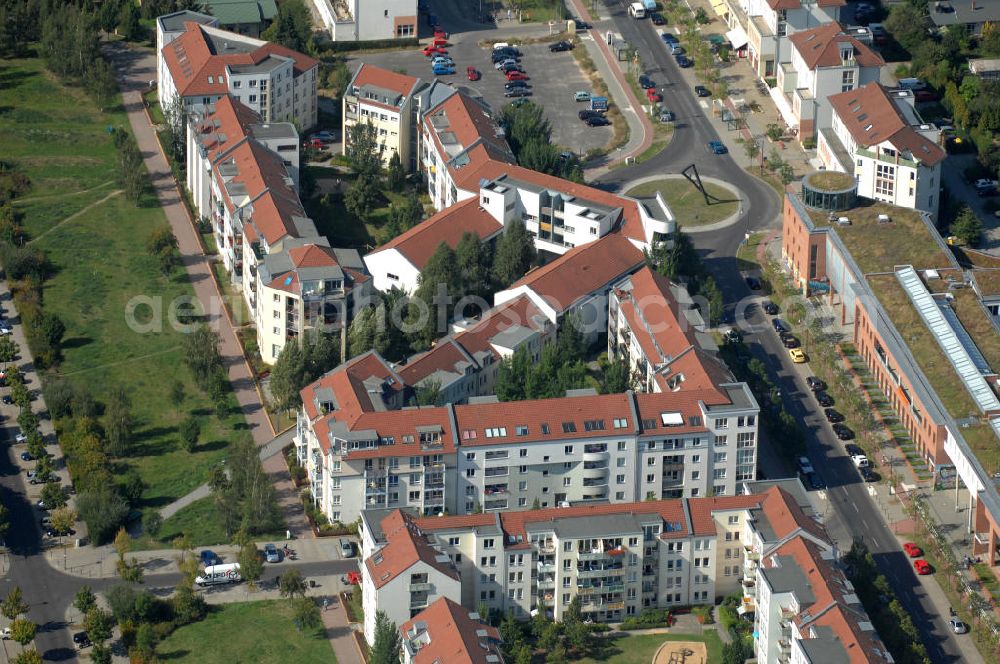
[156,600,334,663]
[576,632,724,664]
[133,496,287,549]
[626,178,739,227]
[1,58,249,531]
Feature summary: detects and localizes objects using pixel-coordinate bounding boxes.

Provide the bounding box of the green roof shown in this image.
[203,0,278,25]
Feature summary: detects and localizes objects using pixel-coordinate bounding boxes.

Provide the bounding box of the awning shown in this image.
[712,0,728,16]
[727,25,749,50]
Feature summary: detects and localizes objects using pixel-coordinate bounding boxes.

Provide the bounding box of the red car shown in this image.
[434,27,447,38]
[305,138,323,149]
[902,542,922,558]
[423,45,447,57]
[506,71,528,81]
[646,89,663,103]
[432,36,448,47]
[913,559,933,575]
[466,67,481,81]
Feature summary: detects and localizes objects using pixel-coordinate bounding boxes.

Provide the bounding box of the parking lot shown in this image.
[346,38,610,155]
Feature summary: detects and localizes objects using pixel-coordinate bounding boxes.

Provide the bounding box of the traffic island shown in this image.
[625,176,742,229]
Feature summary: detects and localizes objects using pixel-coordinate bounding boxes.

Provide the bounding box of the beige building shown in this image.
[343,64,424,170]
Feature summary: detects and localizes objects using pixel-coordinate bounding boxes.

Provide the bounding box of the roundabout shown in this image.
[624,175,745,232]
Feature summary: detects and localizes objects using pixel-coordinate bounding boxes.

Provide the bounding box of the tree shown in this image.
[646,228,700,282]
[180,415,201,452]
[120,470,146,506]
[951,205,983,246]
[73,586,97,619]
[77,487,129,544]
[491,220,536,288]
[261,0,313,53]
[49,506,76,535]
[147,226,179,275]
[455,231,492,302]
[269,342,307,411]
[12,650,42,664]
[134,621,157,659]
[227,435,281,534]
[38,312,65,352]
[699,276,725,326]
[293,597,322,631]
[9,617,36,646]
[85,58,118,112]
[495,346,530,401]
[90,644,112,664]
[884,4,928,52]
[344,174,382,220]
[601,357,635,394]
[84,607,114,644]
[413,379,442,407]
[184,324,224,390]
[169,379,186,413]
[345,121,384,178]
[104,385,133,457]
[117,0,140,40]
[237,537,264,590]
[143,511,163,537]
[115,132,145,205]
[538,621,562,650]
[172,583,206,625]
[386,150,406,191]
[279,569,308,599]
[370,610,401,664]
[1,587,27,620]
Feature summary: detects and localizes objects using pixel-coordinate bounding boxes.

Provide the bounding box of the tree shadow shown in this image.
[157,650,191,661]
[61,336,93,350]
[195,439,228,454]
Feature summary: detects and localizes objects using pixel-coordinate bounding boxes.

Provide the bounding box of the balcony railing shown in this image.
[537,543,556,554]
[856,147,919,169]
[408,582,433,592]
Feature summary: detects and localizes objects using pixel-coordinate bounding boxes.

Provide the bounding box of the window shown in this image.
[519,497,527,506]
[520,449,528,457]
[841,69,855,92]
[618,441,627,451]
[466,469,476,477]
[613,418,628,428]
[466,486,476,495]
[519,465,527,474]
[561,422,576,433]
[617,458,626,467]
[646,473,655,483]
[714,452,727,463]
[647,457,656,466]
[616,474,626,484]
[249,95,257,103]
[519,481,527,491]
[616,491,625,500]
[714,418,728,429]
[691,471,700,480]
[466,452,476,460]
[483,538,495,549]
[516,425,529,436]
[563,477,571,486]
[875,163,895,198]
[728,516,739,525]
[485,427,507,438]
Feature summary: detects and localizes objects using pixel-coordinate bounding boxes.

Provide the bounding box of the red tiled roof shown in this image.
[288,244,338,268]
[400,598,504,664]
[426,92,509,154]
[162,22,316,98]
[789,22,884,70]
[505,233,645,314]
[369,198,503,270]
[351,63,421,101]
[366,511,460,590]
[758,485,828,543]
[827,82,945,166]
[398,340,473,386]
[192,95,262,163]
[346,407,455,460]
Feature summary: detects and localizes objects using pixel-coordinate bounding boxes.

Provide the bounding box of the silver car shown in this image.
[264,543,281,563]
[949,617,969,634]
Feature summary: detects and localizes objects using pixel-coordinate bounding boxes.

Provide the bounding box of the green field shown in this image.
[156,601,335,663]
[626,178,740,227]
[1,58,246,532]
[577,632,725,664]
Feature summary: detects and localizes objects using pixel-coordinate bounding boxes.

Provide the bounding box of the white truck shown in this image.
[629,2,646,18]
[195,562,242,587]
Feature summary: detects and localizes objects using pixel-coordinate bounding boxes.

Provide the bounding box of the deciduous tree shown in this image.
[180,415,201,452]
[84,607,114,644]
[1,587,28,620]
[104,386,133,457]
[9,617,36,646]
[279,569,308,599]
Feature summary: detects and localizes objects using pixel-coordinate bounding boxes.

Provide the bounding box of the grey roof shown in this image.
[229,59,284,75]
[158,9,218,33]
[362,507,419,543]
[551,514,644,539]
[248,122,298,140]
[489,324,536,350]
[704,383,759,414]
[741,478,815,517]
[358,84,405,107]
[202,0,278,25]
[797,626,851,664]
[761,554,816,604]
[203,30,259,56]
[416,79,458,113]
[930,0,1000,27]
[333,248,365,271]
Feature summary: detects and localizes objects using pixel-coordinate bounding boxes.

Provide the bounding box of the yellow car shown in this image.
[789,348,807,363]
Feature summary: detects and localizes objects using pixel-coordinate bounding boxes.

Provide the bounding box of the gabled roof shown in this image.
[349,63,422,107]
[202,0,278,26]
[757,485,829,542]
[366,511,461,590]
[504,233,645,314]
[368,197,504,269]
[400,598,504,664]
[827,82,946,166]
[789,22,884,70]
[191,94,263,163]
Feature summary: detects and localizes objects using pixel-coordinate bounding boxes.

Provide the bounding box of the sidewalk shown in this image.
[105,41,310,538]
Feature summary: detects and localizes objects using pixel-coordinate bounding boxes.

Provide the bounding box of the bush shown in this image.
[77,487,129,544]
[315,37,418,55]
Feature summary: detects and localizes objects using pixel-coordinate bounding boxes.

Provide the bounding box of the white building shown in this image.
[774,22,883,142]
[731,0,844,79]
[312,0,417,42]
[821,82,945,219]
[156,10,219,96]
[159,19,318,129]
[361,510,462,644]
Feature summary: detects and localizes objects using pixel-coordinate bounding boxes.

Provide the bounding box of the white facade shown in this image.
[741,0,842,78]
[361,554,462,644]
[362,247,420,293]
[312,0,418,42]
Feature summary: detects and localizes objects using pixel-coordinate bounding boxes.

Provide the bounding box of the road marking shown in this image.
[698,100,709,110]
[852,501,860,513]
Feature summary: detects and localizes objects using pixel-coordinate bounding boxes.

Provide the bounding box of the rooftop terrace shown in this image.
[807,201,952,275]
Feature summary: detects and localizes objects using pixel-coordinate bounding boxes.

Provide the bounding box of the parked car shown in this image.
[505,81,529,90]
[466,66,481,81]
[789,348,807,363]
[431,56,454,66]
[495,58,516,70]
[579,110,603,121]
[772,318,788,333]
[694,85,711,97]
[423,45,447,57]
[845,443,863,457]
[506,71,529,81]
[651,12,666,25]
[824,408,844,423]
[501,62,524,74]
[200,550,220,567]
[815,391,834,407]
[763,300,779,315]
[639,74,655,89]
[851,454,870,469]
[675,54,692,68]
[646,88,663,103]
[670,43,685,55]
[14,431,26,443]
[659,110,675,123]
[978,187,999,198]
[950,617,969,634]
[73,632,91,649]
[575,90,591,102]
[504,88,531,98]
[549,40,573,52]
[913,559,933,575]
[797,456,815,475]
[572,18,591,30]
[804,472,825,490]
[860,466,879,482]
[3,395,13,405]
[913,89,939,103]
[974,179,998,189]
[586,115,611,127]
[832,423,854,440]
[806,376,825,391]
[264,543,281,563]
[431,65,454,76]
[310,131,337,143]
[661,32,678,45]
[20,451,33,461]
[903,542,922,557]
[708,140,728,154]
[781,334,800,349]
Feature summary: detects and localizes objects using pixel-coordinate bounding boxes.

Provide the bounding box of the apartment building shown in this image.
[781,178,1000,572]
[929,0,1000,36]
[361,510,462,644]
[363,197,504,293]
[200,0,278,37]
[156,10,219,93]
[774,22,883,141]
[343,64,425,170]
[732,0,844,79]
[821,82,945,219]
[359,487,823,626]
[158,19,318,129]
[313,0,418,42]
[296,347,759,525]
[609,267,730,394]
[400,597,505,664]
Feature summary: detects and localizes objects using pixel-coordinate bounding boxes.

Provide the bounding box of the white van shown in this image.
[629,2,646,18]
[195,562,242,587]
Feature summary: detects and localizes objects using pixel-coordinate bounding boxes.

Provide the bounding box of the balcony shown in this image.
[484,467,509,477]
[537,561,556,573]
[420,439,444,452]
[408,581,433,592]
[856,147,919,169]
[537,578,555,590]
[537,542,556,554]
[577,566,624,579]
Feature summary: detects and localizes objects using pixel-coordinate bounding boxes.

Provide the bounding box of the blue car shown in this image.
[200,550,220,567]
[708,140,728,155]
[675,54,692,68]
[432,65,454,76]
[661,33,678,45]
